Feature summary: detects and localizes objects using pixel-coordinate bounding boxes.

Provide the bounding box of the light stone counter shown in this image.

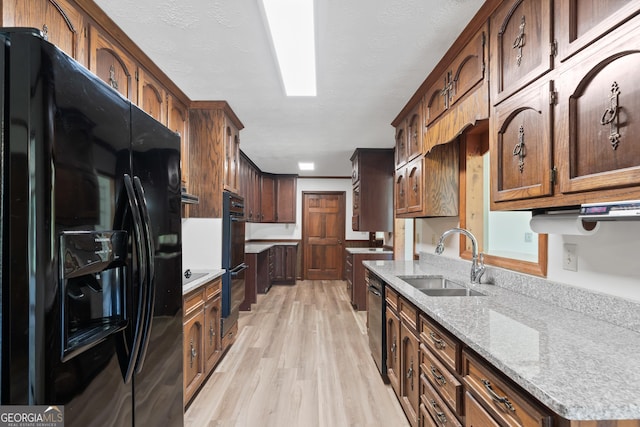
[345,247,393,255]
[363,257,640,421]
[182,269,225,295]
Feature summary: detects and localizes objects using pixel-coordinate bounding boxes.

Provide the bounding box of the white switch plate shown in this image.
[563,243,578,271]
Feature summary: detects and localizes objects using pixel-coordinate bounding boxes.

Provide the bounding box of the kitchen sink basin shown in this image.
[419,288,485,297]
[398,275,485,297]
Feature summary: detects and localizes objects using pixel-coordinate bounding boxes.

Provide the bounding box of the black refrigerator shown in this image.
[0,28,183,426]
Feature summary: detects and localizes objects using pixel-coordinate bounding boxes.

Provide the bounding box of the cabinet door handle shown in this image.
[209,320,215,346]
[430,365,446,386]
[407,358,414,391]
[429,399,447,424]
[482,379,516,412]
[190,339,197,368]
[600,81,621,150]
[429,331,446,349]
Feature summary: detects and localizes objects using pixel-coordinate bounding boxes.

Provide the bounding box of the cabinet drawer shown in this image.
[184,288,205,316]
[465,391,500,427]
[420,314,461,374]
[463,351,552,427]
[399,296,418,331]
[386,285,398,312]
[205,278,222,300]
[420,372,462,427]
[420,344,462,416]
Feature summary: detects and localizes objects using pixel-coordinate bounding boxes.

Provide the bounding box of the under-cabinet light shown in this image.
[261,0,317,96]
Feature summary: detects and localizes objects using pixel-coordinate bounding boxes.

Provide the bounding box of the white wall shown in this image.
[415,217,640,303]
[246,177,370,241]
[182,218,222,270]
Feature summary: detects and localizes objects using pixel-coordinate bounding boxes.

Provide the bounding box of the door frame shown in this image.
[301,191,346,280]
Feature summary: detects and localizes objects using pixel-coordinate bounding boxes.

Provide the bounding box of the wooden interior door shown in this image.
[302,192,345,280]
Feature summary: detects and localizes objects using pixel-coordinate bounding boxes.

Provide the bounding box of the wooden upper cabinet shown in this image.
[555,0,640,63]
[426,26,486,127]
[167,94,189,186]
[2,0,85,63]
[89,25,138,103]
[556,20,640,195]
[276,175,297,223]
[490,0,554,105]
[395,170,407,216]
[491,79,553,203]
[395,125,407,169]
[406,103,423,162]
[405,157,424,214]
[224,121,241,194]
[260,174,275,222]
[138,68,166,124]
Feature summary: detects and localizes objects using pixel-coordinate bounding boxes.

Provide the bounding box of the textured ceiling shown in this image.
[94,0,484,176]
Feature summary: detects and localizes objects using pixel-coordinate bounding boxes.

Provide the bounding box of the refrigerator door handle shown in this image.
[120,174,148,384]
[132,176,156,374]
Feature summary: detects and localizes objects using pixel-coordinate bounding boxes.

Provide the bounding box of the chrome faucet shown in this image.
[435,228,485,284]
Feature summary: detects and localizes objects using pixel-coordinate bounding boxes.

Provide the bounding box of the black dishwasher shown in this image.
[367,271,387,381]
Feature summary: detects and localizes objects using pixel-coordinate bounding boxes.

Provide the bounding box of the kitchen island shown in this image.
[364,256,640,424]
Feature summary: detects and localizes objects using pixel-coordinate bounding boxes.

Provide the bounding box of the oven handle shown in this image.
[231,217,247,222]
[230,263,248,276]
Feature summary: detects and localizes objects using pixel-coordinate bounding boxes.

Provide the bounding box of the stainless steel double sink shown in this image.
[398,275,485,297]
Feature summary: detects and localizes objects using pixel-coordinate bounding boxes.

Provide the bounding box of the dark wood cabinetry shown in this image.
[2,0,85,63]
[399,299,420,427]
[491,79,554,203]
[89,25,139,103]
[183,278,222,407]
[188,102,244,218]
[137,68,166,124]
[271,244,297,284]
[260,174,276,222]
[260,174,297,223]
[350,149,394,232]
[386,287,401,397]
[345,249,392,310]
[239,152,262,222]
[490,0,554,106]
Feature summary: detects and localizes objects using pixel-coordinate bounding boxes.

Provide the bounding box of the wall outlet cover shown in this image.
[563,243,578,272]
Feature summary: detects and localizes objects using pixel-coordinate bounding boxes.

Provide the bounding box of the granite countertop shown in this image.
[182,269,225,295]
[345,247,393,254]
[363,259,640,421]
[245,241,299,253]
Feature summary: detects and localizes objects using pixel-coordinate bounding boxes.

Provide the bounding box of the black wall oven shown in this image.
[222,192,247,336]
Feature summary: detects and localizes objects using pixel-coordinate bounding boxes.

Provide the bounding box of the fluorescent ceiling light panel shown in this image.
[298,162,314,171]
[262,0,317,96]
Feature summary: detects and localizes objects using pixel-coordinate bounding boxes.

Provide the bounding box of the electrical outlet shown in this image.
[563,243,578,271]
[524,232,533,243]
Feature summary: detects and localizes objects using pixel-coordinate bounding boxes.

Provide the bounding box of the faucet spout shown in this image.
[435,227,485,284]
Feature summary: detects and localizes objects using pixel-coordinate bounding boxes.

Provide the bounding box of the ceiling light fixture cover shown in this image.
[298,162,315,170]
[262,0,317,96]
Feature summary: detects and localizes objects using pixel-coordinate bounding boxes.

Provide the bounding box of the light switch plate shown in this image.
[563,243,578,272]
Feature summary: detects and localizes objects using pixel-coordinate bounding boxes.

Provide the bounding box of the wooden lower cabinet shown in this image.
[272,244,297,284]
[400,320,420,427]
[183,277,224,407]
[386,305,401,397]
[462,350,552,427]
[183,305,204,406]
[465,391,500,427]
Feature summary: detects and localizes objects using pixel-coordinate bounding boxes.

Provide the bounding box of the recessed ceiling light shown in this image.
[298,162,315,171]
[261,0,317,96]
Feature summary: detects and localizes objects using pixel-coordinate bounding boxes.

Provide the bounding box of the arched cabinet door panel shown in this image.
[138,69,166,124]
[491,79,553,203]
[555,0,640,63]
[89,26,138,104]
[490,0,553,105]
[2,0,85,63]
[557,32,640,194]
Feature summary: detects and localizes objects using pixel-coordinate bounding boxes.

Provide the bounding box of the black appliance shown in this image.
[221,191,247,336]
[0,29,183,426]
[367,272,387,380]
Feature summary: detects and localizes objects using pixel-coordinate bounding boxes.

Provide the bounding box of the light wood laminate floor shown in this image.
[184,280,408,427]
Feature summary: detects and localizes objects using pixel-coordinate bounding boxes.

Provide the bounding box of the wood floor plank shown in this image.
[184,280,408,427]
